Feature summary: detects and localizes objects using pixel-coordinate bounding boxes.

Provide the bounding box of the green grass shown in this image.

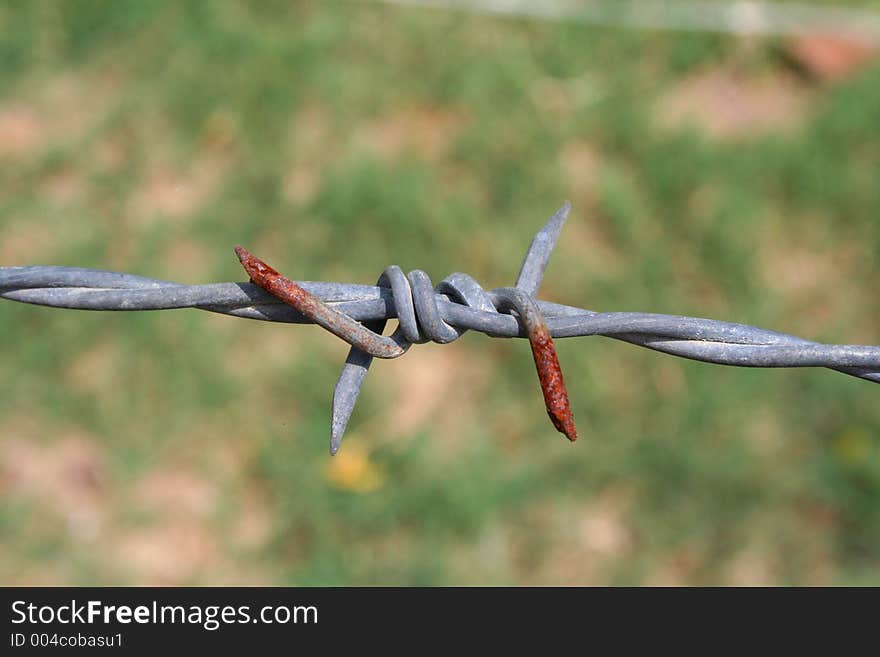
[0,0,879,585]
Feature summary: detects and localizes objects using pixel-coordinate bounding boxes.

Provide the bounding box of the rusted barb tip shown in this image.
[550,412,578,442]
[233,245,250,262]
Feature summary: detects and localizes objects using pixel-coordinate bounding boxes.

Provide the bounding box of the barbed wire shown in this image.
[2,202,879,453]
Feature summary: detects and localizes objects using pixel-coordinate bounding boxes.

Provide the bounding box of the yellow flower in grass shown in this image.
[324,443,384,493]
[833,427,873,465]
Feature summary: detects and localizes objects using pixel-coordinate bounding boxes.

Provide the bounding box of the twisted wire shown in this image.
[3,264,878,380]
[2,202,879,452]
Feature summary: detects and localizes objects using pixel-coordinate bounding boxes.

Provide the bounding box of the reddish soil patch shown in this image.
[658,67,812,139]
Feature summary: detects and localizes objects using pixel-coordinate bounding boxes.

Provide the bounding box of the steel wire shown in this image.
[3,267,878,377]
[2,203,879,451]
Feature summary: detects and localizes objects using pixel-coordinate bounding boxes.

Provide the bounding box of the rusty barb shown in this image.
[234,245,408,360]
[3,202,880,456]
[236,202,578,452]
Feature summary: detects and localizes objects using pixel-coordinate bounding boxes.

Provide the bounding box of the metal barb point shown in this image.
[516,201,571,298]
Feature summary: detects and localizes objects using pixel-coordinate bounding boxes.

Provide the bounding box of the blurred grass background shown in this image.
[1,0,879,585]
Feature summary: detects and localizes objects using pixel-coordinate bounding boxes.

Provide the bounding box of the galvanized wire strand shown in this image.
[3,203,879,452]
[3,262,880,381]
